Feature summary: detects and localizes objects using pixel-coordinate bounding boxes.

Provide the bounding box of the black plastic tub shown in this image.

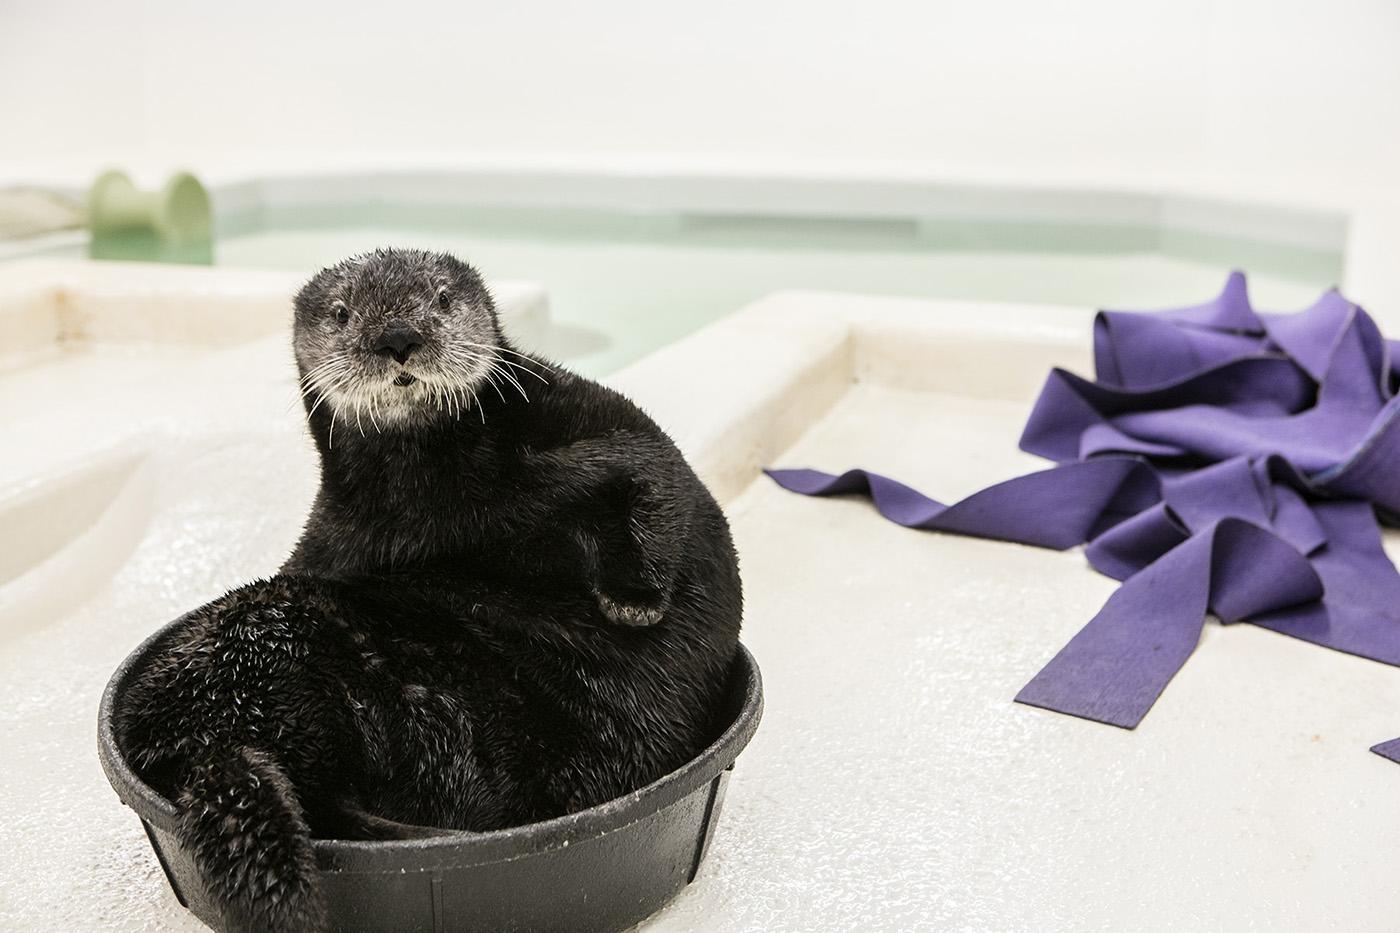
[98,616,763,933]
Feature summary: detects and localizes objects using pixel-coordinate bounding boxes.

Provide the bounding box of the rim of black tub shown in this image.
[97,611,763,874]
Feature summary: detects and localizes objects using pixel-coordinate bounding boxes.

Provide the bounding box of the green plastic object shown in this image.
[87,169,214,264]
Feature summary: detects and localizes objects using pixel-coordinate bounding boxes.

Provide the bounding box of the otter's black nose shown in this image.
[373,323,423,364]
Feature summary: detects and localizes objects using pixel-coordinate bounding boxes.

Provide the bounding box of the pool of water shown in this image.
[218,226,1334,375]
[17,207,1342,376]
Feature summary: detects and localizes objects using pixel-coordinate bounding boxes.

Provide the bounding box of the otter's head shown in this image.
[293,248,504,429]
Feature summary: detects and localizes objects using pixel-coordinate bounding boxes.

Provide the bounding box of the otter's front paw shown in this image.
[596,590,667,627]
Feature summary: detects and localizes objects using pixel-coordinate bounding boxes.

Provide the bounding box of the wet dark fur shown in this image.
[115,249,742,932]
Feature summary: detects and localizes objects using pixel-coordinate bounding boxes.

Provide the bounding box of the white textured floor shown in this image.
[3,290,1399,931]
[0,335,321,932]
[666,385,1400,931]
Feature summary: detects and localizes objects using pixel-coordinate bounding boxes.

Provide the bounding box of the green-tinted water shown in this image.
[215,216,1338,376]
[20,203,1344,376]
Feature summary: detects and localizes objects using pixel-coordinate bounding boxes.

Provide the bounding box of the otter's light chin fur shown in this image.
[324,362,497,432]
[115,248,742,933]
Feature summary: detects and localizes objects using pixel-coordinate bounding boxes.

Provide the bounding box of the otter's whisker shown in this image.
[491,356,551,384]
[438,347,497,412]
[445,346,489,371]
[305,370,354,421]
[438,378,457,420]
[481,368,509,405]
[467,385,486,424]
[294,360,350,412]
[298,361,354,410]
[296,357,341,389]
[306,392,332,421]
[311,365,353,396]
[463,342,555,375]
[491,360,532,403]
[302,355,347,383]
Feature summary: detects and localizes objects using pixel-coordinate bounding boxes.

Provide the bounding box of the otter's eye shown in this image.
[334,303,350,325]
[437,289,451,310]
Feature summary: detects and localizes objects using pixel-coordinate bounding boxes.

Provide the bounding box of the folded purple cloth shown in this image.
[766,273,1400,758]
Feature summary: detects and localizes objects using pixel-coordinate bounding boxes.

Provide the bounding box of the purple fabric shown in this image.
[766,272,1400,753]
[1373,737,1400,764]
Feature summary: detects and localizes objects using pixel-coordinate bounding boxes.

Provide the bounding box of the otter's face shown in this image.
[293,249,504,429]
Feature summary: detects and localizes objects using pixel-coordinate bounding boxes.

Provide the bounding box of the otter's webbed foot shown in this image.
[587,475,678,627]
[595,588,669,627]
[550,441,690,628]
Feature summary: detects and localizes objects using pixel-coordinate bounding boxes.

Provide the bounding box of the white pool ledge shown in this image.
[0,259,551,370]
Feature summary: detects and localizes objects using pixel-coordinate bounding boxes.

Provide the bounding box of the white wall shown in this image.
[1,0,1398,197]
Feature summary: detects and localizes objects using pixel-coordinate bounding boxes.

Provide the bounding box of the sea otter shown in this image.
[115,248,742,932]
